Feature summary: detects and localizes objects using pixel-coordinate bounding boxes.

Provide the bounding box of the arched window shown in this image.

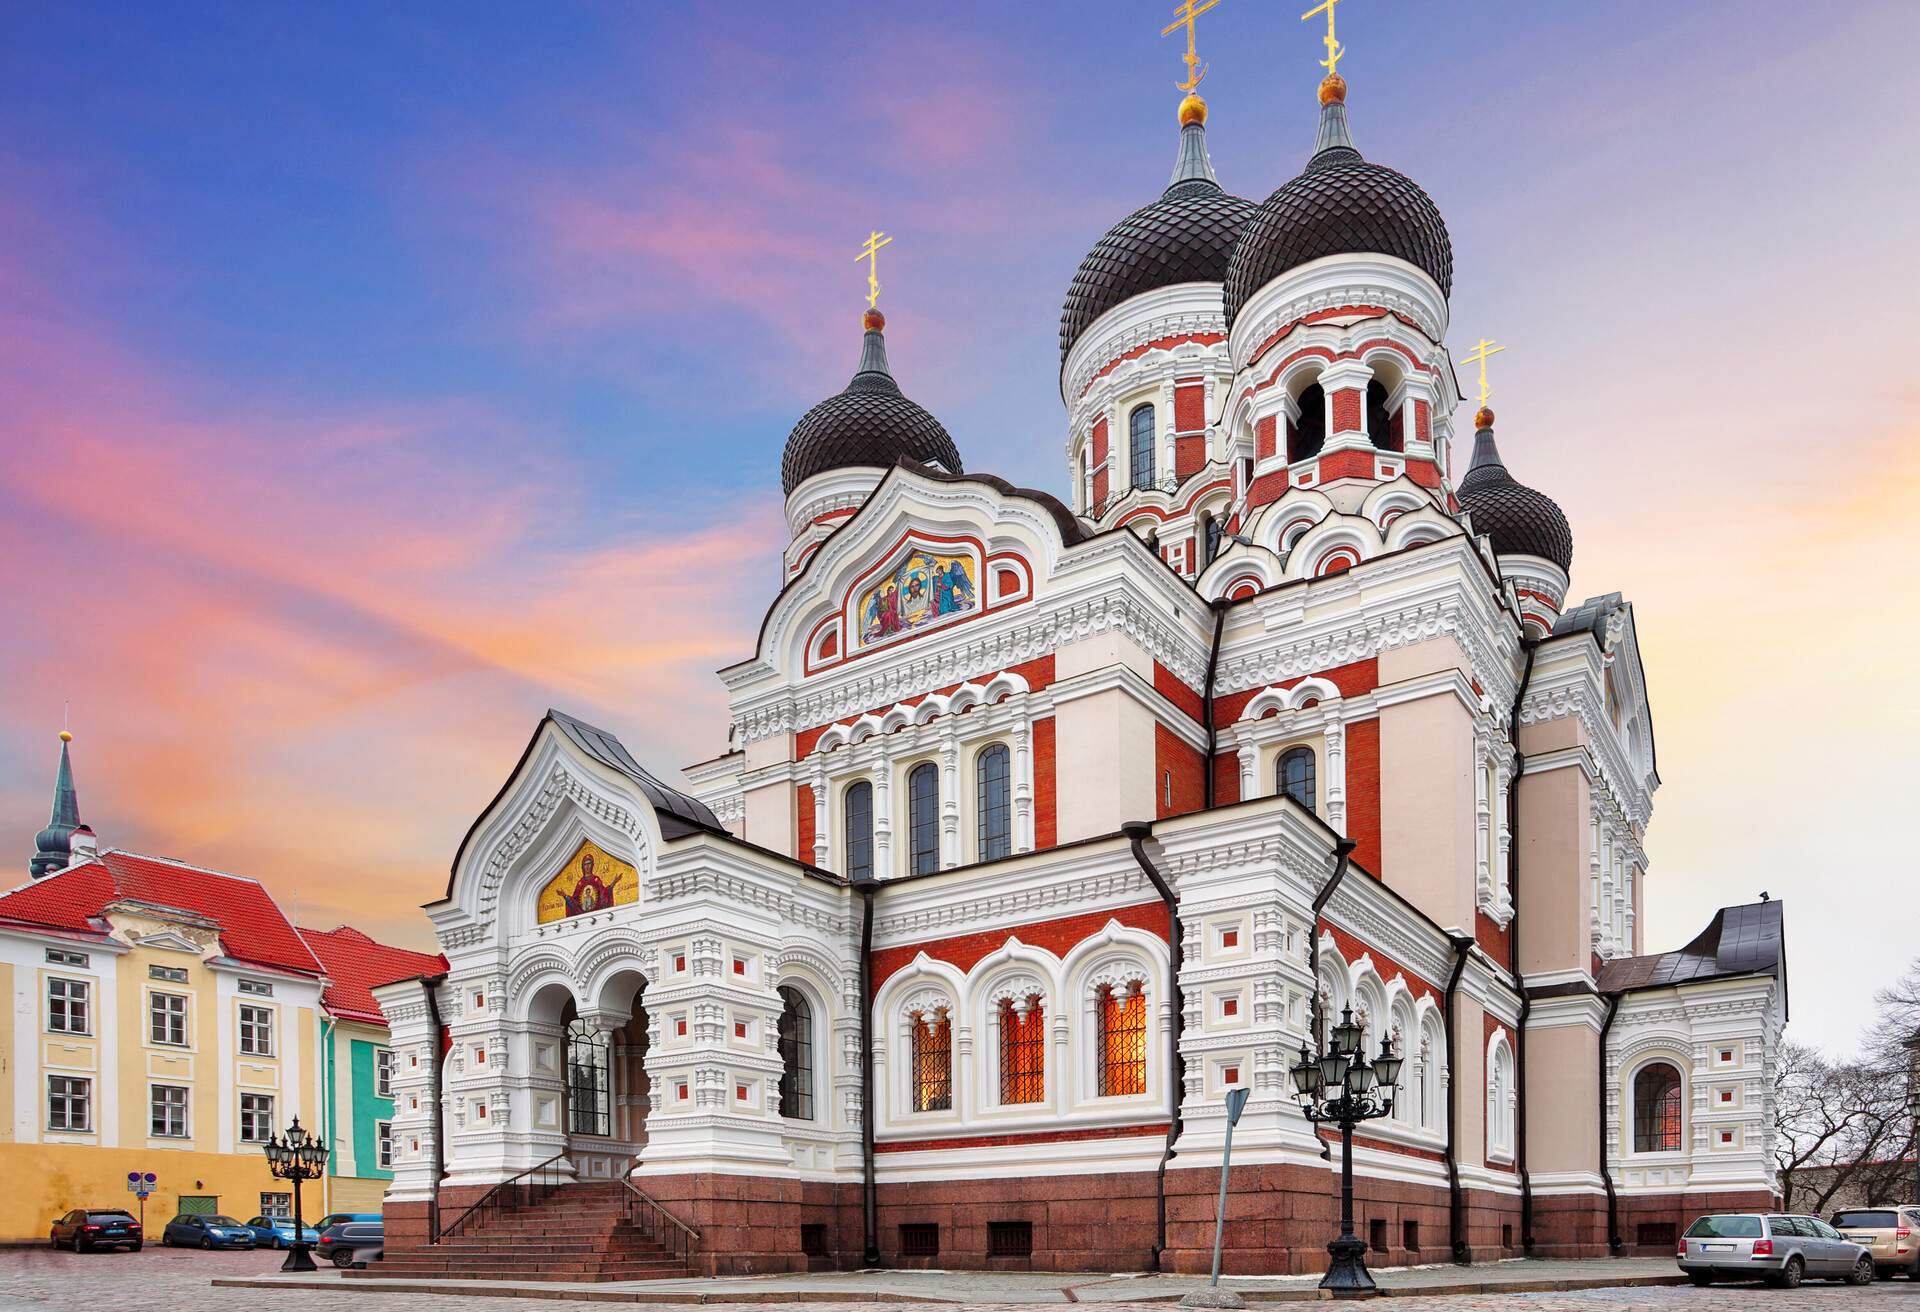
[1096,982,1148,1096]
[1488,1039,1515,1157]
[909,1010,953,1112]
[1289,383,1326,462]
[777,985,814,1120]
[998,998,1045,1105]
[1633,1062,1683,1153]
[1277,747,1317,812]
[844,780,873,881]
[1129,405,1156,489]
[907,763,939,875]
[564,1017,611,1137]
[976,745,1012,862]
[1203,514,1224,567]
[1367,379,1400,452]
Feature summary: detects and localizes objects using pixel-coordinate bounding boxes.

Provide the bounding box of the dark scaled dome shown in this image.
[1059,101,1256,364]
[1457,411,1573,571]
[1223,80,1452,328]
[781,310,963,497]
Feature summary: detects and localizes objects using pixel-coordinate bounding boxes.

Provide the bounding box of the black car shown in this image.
[315,1220,382,1269]
[49,1208,143,1252]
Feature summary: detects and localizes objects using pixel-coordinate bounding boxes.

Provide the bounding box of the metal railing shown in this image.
[433,1149,570,1243]
[619,1177,701,1266]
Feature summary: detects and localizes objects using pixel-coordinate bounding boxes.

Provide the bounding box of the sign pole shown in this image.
[1182,1085,1251,1309]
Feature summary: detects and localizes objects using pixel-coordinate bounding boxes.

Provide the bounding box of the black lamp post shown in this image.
[262,1115,329,1272]
[1289,1005,1403,1297]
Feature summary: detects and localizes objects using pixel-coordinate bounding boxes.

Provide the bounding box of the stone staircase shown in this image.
[359,1181,696,1283]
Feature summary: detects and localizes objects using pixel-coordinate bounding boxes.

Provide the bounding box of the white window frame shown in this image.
[47,976,91,1035]
[239,1092,275,1143]
[238,1004,274,1056]
[150,1083,190,1139]
[47,1075,92,1132]
[375,1047,394,1099]
[376,1120,394,1170]
[150,991,189,1046]
[260,1192,291,1219]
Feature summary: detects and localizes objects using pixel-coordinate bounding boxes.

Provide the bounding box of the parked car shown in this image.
[313,1211,381,1231]
[242,1215,320,1249]
[1678,1213,1873,1287]
[161,1213,256,1249]
[48,1209,142,1252]
[1831,1206,1920,1279]
[315,1220,383,1269]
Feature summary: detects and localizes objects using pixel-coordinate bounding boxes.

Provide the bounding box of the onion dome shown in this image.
[1457,408,1573,571]
[780,309,963,497]
[29,729,81,880]
[1059,95,1257,363]
[1223,76,1452,327]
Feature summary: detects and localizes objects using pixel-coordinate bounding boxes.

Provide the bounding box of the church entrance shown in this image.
[559,974,648,1181]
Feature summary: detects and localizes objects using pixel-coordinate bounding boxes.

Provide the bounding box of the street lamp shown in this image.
[262,1115,329,1272]
[1290,1006,1403,1297]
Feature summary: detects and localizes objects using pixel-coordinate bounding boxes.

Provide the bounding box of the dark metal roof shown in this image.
[1597,900,1786,1016]
[29,736,81,879]
[781,324,962,496]
[1059,118,1256,364]
[1223,98,1451,328]
[547,709,722,838]
[1457,425,1574,571]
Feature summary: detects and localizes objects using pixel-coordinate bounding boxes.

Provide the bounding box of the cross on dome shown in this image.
[1162,0,1221,100]
[855,229,892,311]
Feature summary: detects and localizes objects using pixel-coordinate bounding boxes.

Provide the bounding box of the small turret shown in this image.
[29,729,83,879]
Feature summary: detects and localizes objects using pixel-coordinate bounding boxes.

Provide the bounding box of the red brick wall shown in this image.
[1331,387,1363,433]
[796,783,816,860]
[1476,909,1512,971]
[1174,379,1206,431]
[1092,417,1109,507]
[1346,715,1382,877]
[1033,714,1057,850]
[1154,661,1204,724]
[871,901,1169,991]
[1316,448,1377,482]
[1256,414,1277,461]
[1155,724,1205,819]
[1212,656,1380,728]
[1174,434,1206,481]
[1247,468,1291,507]
[1213,752,1241,805]
[1405,456,1442,488]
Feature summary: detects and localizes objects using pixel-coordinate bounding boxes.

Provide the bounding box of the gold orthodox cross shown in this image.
[1461,337,1505,406]
[1162,0,1221,94]
[1302,0,1345,78]
[855,230,893,310]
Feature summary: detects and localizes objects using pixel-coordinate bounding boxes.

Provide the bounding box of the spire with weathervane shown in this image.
[29,726,83,879]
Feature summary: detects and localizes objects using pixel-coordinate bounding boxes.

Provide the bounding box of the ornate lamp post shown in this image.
[1290,1005,1403,1297]
[262,1115,329,1272]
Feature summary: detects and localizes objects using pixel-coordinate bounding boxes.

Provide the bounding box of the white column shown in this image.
[939,732,961,868]
[811,763,829,868]
[873,748,894,878]
[1012,719,1034,853]
[1473,731,1492,907]
[1324,713,1348,835]
[1160,379,1177,481]
[1237,742,1258,802]
[1493,753,1514,916]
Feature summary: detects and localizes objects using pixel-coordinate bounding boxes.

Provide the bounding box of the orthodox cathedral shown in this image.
[363,23,1786,1281]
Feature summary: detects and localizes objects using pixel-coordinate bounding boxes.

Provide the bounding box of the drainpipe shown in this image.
[1504,640,1539,1254]
[1307,838,1359,1161]
[855,875,881,1266]
[1598,991,1623,1255]
[1122,820,1183,1271]
[1202,601,1228,809]
[421,973,447,1242]
[1441,934,1475,1264]
[321,1015,335,1218]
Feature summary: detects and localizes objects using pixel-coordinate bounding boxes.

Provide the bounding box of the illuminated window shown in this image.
[998,998,1045,1105]
[844,780,874,881]
[1096,983,1148,1097]
[976,745,1012,861]
[1633,1063,1683,1153]
[1277,747,1316,811]
[908,763,940,875]
[909,1011,953,1112]
[777,985,814,1120]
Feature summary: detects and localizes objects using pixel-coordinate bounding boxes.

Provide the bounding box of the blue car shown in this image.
[161,1213,255,1249]
[243,1215,320,1248]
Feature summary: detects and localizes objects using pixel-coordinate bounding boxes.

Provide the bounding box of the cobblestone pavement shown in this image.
[3,1248,1919,1312]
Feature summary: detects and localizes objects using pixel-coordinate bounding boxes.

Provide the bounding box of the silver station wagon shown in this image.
[1678,1213,1874,1287]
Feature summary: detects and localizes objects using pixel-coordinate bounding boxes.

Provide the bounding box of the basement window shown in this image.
[899,1224,939,1258]
[1369,1219,1387,1253]
[988,1221,1033,1259]
[800,1224,828,1257]
[1403,1220,1420,1251]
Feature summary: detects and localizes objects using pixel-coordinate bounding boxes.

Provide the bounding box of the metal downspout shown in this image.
[1441,934,1475,1263]
[321,1016,335,1218]
[855,876,881,1266]
[1122,820,1182,1272]
[1505,640,1539,1253]
[1599,992,1623,1255]
[1202,601,1227,809]
[421,973,447,1242]
[1308,838,1359,1161]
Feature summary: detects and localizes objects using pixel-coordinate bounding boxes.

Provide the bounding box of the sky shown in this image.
[2,2,1915,1055]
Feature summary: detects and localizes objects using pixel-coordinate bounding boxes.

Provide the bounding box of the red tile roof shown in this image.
[298,924,447,1026]
[0,850,323,977]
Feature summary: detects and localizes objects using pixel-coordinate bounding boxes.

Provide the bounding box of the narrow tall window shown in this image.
[375,1048,394,1099]
[1277,747,1317,812]
[150,992,188,1046]
[1367,379,1400,452]
[1096,983,1148,1096]
[238,1004,273,1056]
[1129,404,1156,489]
[239,1092,274,1143]
[908,763,940,875]
[377,1121,394,1169]
[1633,1063,1683,1153]
[844,780,874,881]
[1201,513,1223,568]
[777,985,815,1120]
[976,744,1012,862]
[47,977,89,1035]
[1290,383,1326,461]
[910,1012,953,1112]
[565,1019,612,1137]
[998,999,1045,1105]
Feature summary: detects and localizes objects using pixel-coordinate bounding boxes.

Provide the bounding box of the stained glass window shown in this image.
[976,745,1011,862]
[778,985,814,1120]
[1278,747,1316,812]
[1096,983,1147,1096]
[910,1012,952,1112]
[844,781,873,881]
[998,999,1045,1105]
[908,763,939,875]
[1633,1062,1683,1153]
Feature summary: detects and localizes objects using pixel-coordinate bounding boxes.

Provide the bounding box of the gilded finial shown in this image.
[863,307,885,332]
[59,730,72,743]
[1474,406,1495,430]
[854,230,893,311]
[60,701,71,743]
[1162,0,1221,96]
[1460,337,1506,408]
[1179,92,1208,126]
[1302,0,1346,88]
